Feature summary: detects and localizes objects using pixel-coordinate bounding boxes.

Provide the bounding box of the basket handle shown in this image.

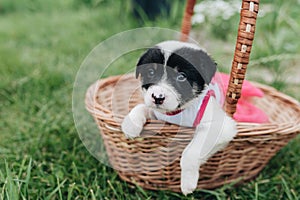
[180,0,260,117]
[180,0,196,42]
[224,0,260,117]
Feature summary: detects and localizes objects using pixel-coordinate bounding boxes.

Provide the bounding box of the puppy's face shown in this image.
[136,41,216,112]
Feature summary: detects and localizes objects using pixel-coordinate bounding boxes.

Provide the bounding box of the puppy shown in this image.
[121,40,237,195]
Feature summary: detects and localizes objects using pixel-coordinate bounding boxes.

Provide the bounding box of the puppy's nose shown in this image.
[152,93,165,105]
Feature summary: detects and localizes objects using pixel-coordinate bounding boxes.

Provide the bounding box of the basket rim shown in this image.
[85,73,300,137]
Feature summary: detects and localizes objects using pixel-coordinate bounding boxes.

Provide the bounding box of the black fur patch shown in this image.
[172,47,216,84]
[165,47,216,105]
[136,48,165,89]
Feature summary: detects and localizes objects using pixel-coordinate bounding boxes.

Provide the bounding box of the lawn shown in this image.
[0,0,300,199]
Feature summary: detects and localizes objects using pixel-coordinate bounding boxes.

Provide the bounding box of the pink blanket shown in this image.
[218,73,269,123]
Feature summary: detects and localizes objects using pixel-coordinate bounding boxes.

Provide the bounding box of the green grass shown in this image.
[1,0,300,199]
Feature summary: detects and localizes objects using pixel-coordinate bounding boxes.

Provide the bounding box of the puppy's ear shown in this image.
[135,47,165,79]
[135,65,141,79]
[194,50,217,84]
[173,48,216,84]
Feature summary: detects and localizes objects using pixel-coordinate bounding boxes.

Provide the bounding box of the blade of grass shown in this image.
[107,179,119,199]
[45,178,67,200]
[0,170,5,200]
[24,158,32,194]
[58,177,63,200]
[67,183,75,200]
[255,182,259,200]
[133,181,149,199]
[17,157,27,178]
[280,175,296,200]
[90,189,96,200]
[5,160,19,200]
[198,189,225,200]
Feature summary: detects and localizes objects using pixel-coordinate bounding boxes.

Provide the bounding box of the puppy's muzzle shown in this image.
[152,93,165,105]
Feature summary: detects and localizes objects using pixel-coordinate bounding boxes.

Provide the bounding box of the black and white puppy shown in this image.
[121,41,237,195]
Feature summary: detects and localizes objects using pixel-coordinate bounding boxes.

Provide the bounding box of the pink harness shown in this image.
[192,90,216,126]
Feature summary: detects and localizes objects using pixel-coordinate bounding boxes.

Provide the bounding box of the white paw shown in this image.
[121,114,143,138]
[181,169,199,195]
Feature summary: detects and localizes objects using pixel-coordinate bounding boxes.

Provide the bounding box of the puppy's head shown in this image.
[136,41,216,112]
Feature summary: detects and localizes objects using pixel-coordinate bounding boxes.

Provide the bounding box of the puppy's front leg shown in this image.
[121,104,153,138]
[180,98,237,195]
[180,124,212,195]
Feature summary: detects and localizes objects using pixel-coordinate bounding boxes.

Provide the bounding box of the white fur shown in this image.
[143,82,180,112]
[121,104,153,138]
[180,97,236,195]
[156,40,205,64]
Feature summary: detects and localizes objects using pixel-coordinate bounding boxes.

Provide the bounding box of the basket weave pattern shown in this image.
[86,74,300,191]
[85,0,300,192]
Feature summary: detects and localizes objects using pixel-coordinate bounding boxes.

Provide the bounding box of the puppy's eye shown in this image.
[147,68,155,78]
[176,72,187,82]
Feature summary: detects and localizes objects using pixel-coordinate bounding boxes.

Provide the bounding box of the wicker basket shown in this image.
[85,0,300,192]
